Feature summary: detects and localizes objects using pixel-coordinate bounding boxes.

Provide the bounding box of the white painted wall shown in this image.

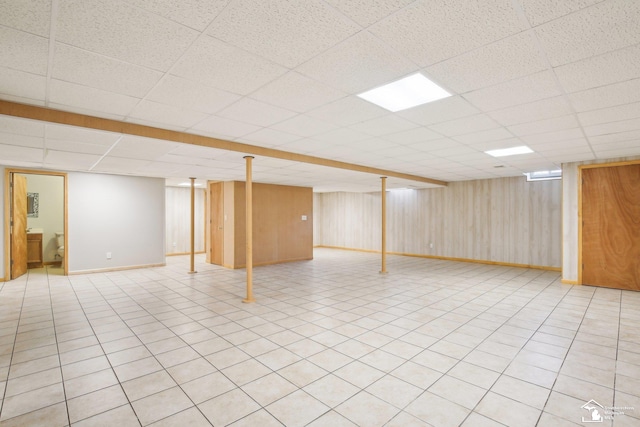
[67,172,165,273]
[561,155,640,282]
[22,173,64,263]
[165,186,205,254]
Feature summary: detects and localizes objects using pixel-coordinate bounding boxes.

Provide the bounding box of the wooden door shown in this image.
[582,164,640,290]
[210,182,224,265]
[11,174,28,279]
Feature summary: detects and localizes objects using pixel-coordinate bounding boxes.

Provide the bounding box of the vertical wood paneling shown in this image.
[316,176,563,268]
[165,187,205,254]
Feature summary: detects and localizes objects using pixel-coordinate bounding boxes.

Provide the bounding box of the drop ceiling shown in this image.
[1,0,639,192]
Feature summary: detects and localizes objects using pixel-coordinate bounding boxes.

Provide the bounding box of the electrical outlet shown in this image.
[429,243,434,249]
[106,252,112,260]
[172,242,177,247]
[301,215,307,221]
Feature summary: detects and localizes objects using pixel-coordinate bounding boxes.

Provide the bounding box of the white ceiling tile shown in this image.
[462,137,524,152]
[569,78,640,112]
[207,0,359,68]
[296,31,418,94]
[57,0,198,71]
[349,115,417,136]
[594,146,640,159]
[52,44,163,98]
[241,128,301,148]
[0,133,43,148]
[551,152,597,163]
[429,114,500,137]
[171,37,287,96]
[0,0,51,37]
[589,129,640,145]
[345,138,395,151]
[275,139,335,155]
[398,96,480,126]
[218,98,297,128]
[369,0,525,67]
[508,115,579,137]
[168,144,221,159]
[369,144,420,159]
[488,96,573,126]
[46,124,120,145]
[124,0,229,31]
[426,31,547,93]
[128,100,207,129]
[92,156,150,172]
[108,135,180,159]
[250,72,346,113]
[591,140,640,153]
[0,116,45,137]
[191,115,260,139]
[464,71,561,111]
[0,144,43,162]
[534,0,640,67]
[45,138,111,155]
[407,138,459,152]
[536,144,593,156]
[136,161,184,176]
[454,128,514,145]
[578,102,640,126]
[44,149,100,168]
[555,44,640,94]
[527,137,590,152]
[383,127,442,145]
[49,79,140,117]
[271,115,338,138]
[311,128,370,145]
[307,96,387,126]
[329,0,416,27]
[0,67,46,102]
[521,128,584,144]
[520,0,601,26]
[0,27,48,75]
[425,144,475,158]
[146,75,241,115]
[585,117,640,137]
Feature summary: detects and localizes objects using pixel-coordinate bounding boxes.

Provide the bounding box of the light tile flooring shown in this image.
[1,248,639,427]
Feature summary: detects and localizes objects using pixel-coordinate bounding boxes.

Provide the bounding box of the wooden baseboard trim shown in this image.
[69,263,166,275]
[561,279,580,285]
[166,251,206,257]
[229,257,314,269]
[315,245,561,272]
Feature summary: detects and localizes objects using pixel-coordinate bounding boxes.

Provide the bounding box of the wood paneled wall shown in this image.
[315,176,562,268]
[165,187,205,255]
[223,182,313,268]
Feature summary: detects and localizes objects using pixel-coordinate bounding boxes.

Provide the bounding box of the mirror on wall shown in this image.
[27,192,39,218]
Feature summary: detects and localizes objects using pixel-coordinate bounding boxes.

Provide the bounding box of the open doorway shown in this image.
[5,169,67,280]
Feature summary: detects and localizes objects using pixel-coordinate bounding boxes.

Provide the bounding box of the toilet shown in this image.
[55,232,64,263]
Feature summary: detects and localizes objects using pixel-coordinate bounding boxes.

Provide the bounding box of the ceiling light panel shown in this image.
[485,145,533,157]
[357,73,451,112]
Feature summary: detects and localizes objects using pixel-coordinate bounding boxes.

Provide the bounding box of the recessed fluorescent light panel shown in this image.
[524,169,562,181]
[178,182,204,187]
[484,146,533,157]
[357,73,451,112]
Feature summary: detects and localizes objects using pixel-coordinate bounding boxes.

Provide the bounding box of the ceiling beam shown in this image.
[0,100,448,187]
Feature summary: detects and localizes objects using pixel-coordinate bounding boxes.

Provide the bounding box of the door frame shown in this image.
[578,159,640,285]
[4,168,68,280]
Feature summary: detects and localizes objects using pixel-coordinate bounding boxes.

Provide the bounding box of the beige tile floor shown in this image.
[1,248,639,426]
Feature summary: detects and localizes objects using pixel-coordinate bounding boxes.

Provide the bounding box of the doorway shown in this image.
[580,162,640,290]
[5,169,68,280]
